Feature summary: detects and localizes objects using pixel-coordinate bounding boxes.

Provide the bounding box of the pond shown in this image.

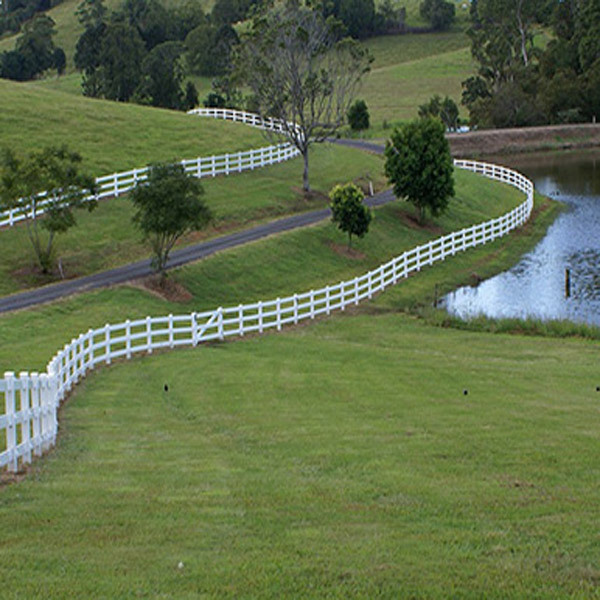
[443,149,600,326]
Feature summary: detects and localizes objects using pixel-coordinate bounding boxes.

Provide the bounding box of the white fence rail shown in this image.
[0,159,533,473]
[187,107,302,137]
[0,123,297,230]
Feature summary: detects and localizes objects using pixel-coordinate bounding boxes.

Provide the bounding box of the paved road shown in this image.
[0,139,390,314]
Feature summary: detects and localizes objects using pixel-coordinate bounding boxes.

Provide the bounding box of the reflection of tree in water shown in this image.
[493,150,600,196]
[566,249,600,301]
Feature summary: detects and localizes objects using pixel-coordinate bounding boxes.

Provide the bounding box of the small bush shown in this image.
[347,99,370,130]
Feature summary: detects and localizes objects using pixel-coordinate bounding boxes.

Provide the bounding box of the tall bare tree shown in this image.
[234,4,372,192]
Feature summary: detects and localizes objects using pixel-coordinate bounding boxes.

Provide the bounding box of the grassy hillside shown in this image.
[0,142,387,295]
[360,43,474,131]
[0,79,266,175]
[0,168,550,371]
[1,303,597,597]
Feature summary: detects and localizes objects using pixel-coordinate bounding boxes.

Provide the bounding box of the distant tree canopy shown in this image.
[318,0,407,39]
[72,0,229,108]
[419,0,455,31]
[0,0,63,37]
[463,0,600,128]
[0,13,65,80]
[418,94,459,131]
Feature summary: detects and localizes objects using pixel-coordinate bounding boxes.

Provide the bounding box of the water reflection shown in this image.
[443,149,600,326]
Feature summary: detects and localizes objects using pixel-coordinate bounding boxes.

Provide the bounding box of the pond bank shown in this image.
[448,123,600,158]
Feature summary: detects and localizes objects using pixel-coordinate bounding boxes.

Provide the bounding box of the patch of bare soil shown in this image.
[327,241,366,259]
[135,275,193,303]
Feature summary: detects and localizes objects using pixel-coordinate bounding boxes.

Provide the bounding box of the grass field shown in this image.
[1,308,598,598]
[0,142,386,295]
[0,168,551,372]
[0,79,268,175]
[359,43,474,132]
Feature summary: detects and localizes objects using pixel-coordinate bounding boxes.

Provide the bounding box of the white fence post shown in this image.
[30,372,42,457]
[146,316,152,353]
[19,372,32,466]
[105,324,111,365]
[5,372,17,473]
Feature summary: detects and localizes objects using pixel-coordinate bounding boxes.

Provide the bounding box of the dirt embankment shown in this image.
[448,123,600,158]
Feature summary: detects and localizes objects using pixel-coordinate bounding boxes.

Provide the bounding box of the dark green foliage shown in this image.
[185,23,238,77]
[329,182,372,247]
[94,21,145,101]
[463,0,600,128]
[131,163,212,276]
[339,0,375,38]
[418,94,459,131]
[384,118,454,224]
[419,0,455,31]
[347,99,370,130]
[183,81,199,111]
[203,92,226,108]
[0,146,96,273]
[0,14,64,81]
[53,47,66,75]
[0,0,62,37]
[117,0,169,50]
[135,41,185,109]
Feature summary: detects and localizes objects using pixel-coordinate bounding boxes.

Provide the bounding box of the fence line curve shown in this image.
[0,154,534,473]
[0,110,298,229]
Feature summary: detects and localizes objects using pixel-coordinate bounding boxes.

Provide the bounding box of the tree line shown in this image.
[463,0,600,128]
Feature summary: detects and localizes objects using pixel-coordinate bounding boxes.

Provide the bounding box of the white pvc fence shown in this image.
[0,159,533,473]
[0,119,298,229]
[187,107,301,137]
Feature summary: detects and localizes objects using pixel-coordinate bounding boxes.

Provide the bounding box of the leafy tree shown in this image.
[95,21,146,101]
[1,13,63,80]
[420,0,455,31]
[329,182,372,247]
[0,146,96,273]
[183,81,199,110]
[384,118,454,224]
[185,22,238,77]
[131,163,212,278]
[339,0,375,39]
[135,41,185,109]
[118,0,169,50]
[234,3,372,191]
[347,99,369,130]
[418,94,459,131]
[53,47,66,75]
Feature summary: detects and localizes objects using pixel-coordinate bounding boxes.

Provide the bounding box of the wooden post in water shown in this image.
[565,268,571,298]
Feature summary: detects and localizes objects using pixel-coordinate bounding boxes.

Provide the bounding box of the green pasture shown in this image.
[0,79,267,175]
[360,44,474,132]
[0,168,553,372]
[1,307,598,598]
[0,143,386,295]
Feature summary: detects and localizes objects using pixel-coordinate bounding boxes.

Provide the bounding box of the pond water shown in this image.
[443,149,600,326]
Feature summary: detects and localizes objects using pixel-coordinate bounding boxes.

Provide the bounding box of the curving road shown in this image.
[0,139,389,314]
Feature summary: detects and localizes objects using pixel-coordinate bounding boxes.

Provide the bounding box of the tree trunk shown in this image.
[302,149,310,193]
[418,204,426,225]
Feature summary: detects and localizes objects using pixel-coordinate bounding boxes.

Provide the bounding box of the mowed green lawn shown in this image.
[0,142,386,295]
[0,79,267,175]
[1,311,598,598]
[0,167,537,371]
[361,43,474,130]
